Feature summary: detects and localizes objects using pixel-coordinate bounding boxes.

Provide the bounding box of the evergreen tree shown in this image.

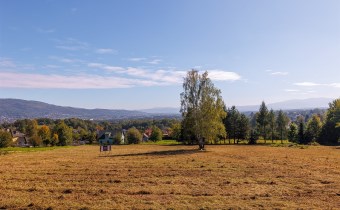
[288,122,298,143]
[224,106,240,144]
[297,117,305,144]
[267,109,276,143]
[256,101,268,142]
[319,98,340,145]
[236,113,249,142]
[305,114,322,143]
[276,110,289,143]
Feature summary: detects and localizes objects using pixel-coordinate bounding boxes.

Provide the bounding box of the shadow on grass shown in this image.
[100,149,202,157]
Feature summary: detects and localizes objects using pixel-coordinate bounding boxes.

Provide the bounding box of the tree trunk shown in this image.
[198,137,205,150]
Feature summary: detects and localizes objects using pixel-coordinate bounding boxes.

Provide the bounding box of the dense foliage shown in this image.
[180,70,226,149]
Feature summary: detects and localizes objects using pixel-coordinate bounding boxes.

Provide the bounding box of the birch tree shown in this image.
[180,70,226,150]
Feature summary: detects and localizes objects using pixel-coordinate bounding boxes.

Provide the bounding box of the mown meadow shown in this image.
[0,144,339,209]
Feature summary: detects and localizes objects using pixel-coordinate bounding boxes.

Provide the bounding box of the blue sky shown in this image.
[0,0,339,109]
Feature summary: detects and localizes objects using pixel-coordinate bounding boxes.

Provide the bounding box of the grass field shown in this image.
[0,145,339,209]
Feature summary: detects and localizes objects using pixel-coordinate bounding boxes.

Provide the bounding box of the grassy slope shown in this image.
[0,145,339,209]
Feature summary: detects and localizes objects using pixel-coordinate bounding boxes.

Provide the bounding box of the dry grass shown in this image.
[0,145,339,209]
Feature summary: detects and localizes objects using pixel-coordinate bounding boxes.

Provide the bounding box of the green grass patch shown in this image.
[0,146,73,153]
[141,140,182,145]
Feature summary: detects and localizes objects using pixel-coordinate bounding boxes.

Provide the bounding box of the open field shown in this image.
[0,145,339,209]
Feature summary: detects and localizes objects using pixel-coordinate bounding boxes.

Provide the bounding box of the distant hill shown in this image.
[236,98,333,112]
[141,98,334,114]
[0,98,152,122]
[0,98,334,122]
[139,107,180,114]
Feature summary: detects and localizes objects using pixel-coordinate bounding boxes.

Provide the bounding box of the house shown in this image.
[142,133,149,142]
[8,129,30,147]
[97,130,125,145]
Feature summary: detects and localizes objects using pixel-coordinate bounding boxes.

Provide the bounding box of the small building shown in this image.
[97,130,125,145]
[142,133,149,142]
[8,129,30,147]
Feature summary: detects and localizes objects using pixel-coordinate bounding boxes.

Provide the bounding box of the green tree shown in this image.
[113,132,123,144]
[319,98,340,145]
[30,135,42,147]
[170,122,181,141]
[149,126,162,142]
[38,125,51,146]
[305,114,322,143]
[267,109,276,143]
[276,110,289,143]
[51,133,59,146]
[54,121,73,146]
[26,119,38,137]
[0,130,12,148]
[288,122,298,143]
[236,113,249,142]
[126,127,142,144]
[224,106,240,144]
[180,70,226,150]
[297,117,305,144]
[256,101,269,143]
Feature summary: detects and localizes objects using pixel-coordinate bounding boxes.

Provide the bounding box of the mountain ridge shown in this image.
[0,98,334,122]
[139,98,334,114]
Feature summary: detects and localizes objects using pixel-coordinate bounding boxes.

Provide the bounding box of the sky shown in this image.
[0,0,339,110]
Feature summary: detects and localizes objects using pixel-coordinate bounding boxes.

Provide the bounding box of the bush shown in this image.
[0,131,12,148]
[149,126,162,142]
[126,127,142,144]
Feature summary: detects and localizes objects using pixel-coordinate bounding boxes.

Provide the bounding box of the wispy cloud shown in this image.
[271,71,288,76]
[88,63,124,72]
[128,57,146,62]
[54,38,89,51]
[37,27,55,33]
[0,72,161,89]
[49,56,82,63]
[294,82,320,87]
[147,59,162,65]
[294,82,340,88]
[95,48,117,54]
[0,57,16,68]
[87,62,241,84]
[284,89,299,92]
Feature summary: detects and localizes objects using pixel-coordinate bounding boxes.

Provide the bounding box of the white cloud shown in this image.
[294,82,321,87]
[0,72,162,89]
[271,71,288,76]
[207,70,241,81]
[87,63,124,72]
[128,57,146,62]
[294,82,340,88]
[95,48,116,54]
[147,59,162,65]
[284,89,299,92]
[49,56,82,63]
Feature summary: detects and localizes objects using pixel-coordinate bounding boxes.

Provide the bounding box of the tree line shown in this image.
[179,70,339,148]
[0,117,181,147]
